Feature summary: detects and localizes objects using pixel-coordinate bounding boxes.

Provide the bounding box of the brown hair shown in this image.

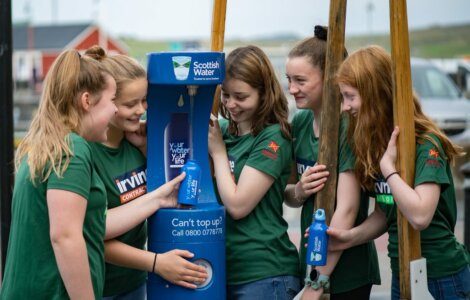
[288,25,347,75]
[16,49,110,182]
[221,45,291,139]
[336,45,464,190]
[85,45,146,101]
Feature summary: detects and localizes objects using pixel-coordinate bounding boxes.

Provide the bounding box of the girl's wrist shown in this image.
[211,150,227,162]
[385,171,399,182]
[151,253,158,273]
[380,164,396,178]
[294,182,306,201]
[152,191,162,211]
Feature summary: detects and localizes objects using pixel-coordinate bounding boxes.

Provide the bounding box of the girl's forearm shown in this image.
[351,207,387,247]
[105,191,159,239]
[385,173,439,230]
[212,151,241,215]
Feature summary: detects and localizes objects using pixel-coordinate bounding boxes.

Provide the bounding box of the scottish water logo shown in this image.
[193,61,219,76]
[172,56,192,80]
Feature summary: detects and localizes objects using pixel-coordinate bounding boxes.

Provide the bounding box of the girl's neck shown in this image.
[103,125,124,148]
[312,109,321,137]
[237,121,252,136]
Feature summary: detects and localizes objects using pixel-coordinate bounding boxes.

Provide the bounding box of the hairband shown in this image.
[314,25,328,41]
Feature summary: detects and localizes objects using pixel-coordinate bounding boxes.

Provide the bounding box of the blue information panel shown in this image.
[146,52,226,300]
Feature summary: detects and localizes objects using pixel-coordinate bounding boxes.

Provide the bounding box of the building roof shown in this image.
[13,23,92,51]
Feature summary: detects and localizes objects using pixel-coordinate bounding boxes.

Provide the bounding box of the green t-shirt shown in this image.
[0,133,107,299]
[219,120,300,285]
[374,135,470,278]
[90,140,147,296]
[292,110,381,293]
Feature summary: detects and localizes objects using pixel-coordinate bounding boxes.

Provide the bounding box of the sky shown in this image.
[12,0,470,40]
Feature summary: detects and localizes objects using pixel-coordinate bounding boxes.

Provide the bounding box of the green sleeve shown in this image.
[245,127,293,179]
[219,118,229,136]
[338,116,354,173]
[414,137,450,187]
[47,136,92,200]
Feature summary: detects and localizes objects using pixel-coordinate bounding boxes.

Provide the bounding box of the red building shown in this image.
[13,23,128,84]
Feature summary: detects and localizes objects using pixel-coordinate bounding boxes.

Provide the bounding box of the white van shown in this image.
[411,58,470,145]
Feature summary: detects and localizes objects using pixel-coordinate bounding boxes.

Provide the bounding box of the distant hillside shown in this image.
[121,23,470,60]
[346,23,470,58]
[120,38,170,63]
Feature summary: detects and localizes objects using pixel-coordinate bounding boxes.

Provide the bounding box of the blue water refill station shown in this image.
[146,52,226,299]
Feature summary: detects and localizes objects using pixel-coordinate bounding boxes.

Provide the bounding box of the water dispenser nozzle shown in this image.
[187,85,198,97]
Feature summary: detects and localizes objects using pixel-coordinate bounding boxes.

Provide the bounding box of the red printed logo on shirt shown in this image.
[268,141,280,153]
[426,148,441,168]
[429,149,439,158]
[262,140,280,160]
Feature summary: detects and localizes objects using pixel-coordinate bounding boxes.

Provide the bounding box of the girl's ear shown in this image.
[79,92,92,111]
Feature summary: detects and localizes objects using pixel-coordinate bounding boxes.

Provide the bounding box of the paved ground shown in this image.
[283,193,466,300]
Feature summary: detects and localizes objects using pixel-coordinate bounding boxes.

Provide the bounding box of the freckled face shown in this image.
[339,83,362,117]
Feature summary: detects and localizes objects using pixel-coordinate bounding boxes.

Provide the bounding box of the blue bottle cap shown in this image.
[314,209,326,221]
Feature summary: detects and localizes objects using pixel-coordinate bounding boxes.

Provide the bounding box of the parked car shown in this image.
[411,58,470,141]
[411,58,470,189]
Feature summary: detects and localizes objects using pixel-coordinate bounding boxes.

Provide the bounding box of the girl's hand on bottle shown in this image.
[154,249,208,289]
[153,172,186,209]
[125,120,147,149]
[380,126,399,177]
[295,164,329,199]
[326,227,354,251]
[208,114,226,157]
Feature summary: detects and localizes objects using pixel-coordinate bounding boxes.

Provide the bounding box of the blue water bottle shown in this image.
[306,209,329,266]
[177,159,201,206]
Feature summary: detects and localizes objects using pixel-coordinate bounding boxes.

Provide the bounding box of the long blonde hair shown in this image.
[221,45,291,139]
[336,45,463,190]
[16,49,110,182]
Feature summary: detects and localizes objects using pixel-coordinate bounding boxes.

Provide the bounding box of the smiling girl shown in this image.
[0,49,117,299]
[330,45,470,300]
[284,26,380,300]
[209,45,300,300]
[85,46,207,299]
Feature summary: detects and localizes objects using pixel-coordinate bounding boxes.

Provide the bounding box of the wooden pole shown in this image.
[389,0,421,298]
[314,0,347,223]
[210,0,227,115]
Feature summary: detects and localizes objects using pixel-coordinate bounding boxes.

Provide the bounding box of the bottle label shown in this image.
[310,236,324,262]
[183,172,199,200]
[306,223,328,266]
[169,141,190,168]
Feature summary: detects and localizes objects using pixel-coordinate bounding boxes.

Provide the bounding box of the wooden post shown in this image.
[314,0,347,223]
[389,0,422,298]
[210,0,227,115]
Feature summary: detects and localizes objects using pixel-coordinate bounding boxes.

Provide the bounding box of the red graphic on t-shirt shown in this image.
[429,149,439,158]
[268,141,280,153]
[426,148,441,168]
[262,149,278,160]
